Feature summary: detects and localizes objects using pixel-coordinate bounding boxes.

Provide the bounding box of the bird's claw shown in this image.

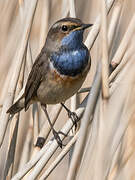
[52,129,67,148]
[68,111,79,129]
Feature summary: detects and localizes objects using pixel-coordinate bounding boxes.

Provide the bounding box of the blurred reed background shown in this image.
[0,0,135,179]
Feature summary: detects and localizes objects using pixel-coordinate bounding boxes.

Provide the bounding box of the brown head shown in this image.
[45,17,93,52]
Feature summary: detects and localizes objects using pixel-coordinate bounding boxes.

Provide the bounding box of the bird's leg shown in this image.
[61,103,79,129]
[41,104,66,148]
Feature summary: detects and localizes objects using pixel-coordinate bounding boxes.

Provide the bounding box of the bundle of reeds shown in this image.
[0,0,135,179]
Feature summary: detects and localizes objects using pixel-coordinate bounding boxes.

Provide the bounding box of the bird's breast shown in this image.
[50,47,90,77]
[37,47,90,104]
[51,61,90,86]
[37,60,90,104]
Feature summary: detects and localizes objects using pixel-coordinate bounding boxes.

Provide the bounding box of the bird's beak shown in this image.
[82,23,93,30]
[73,23,93,31]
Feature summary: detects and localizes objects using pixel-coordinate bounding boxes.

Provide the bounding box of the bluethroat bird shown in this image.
[7,17,93,147]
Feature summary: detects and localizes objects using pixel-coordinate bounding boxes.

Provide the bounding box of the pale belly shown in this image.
[37,66,89,105]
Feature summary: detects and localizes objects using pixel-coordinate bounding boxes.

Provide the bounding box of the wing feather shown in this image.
[24,51,49,110]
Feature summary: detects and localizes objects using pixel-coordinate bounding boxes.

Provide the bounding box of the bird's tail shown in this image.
[7,96,25,115]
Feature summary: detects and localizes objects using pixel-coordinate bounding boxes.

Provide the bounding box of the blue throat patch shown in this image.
[61,30,83,49]
[50,30,90,77]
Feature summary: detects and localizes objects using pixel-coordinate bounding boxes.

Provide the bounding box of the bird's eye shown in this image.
[61,25,68,32]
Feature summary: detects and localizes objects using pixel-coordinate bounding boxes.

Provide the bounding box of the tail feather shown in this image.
[7,96,25,115]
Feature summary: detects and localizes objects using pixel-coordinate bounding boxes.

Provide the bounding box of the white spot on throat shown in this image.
[72,50,78,56]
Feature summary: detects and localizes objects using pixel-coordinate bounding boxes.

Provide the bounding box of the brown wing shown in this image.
[24,51,49,110]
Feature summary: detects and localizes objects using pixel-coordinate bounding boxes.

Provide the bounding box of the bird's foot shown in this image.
[61,103,79,129]
[52,129,67,148]
[68,111,79,129]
